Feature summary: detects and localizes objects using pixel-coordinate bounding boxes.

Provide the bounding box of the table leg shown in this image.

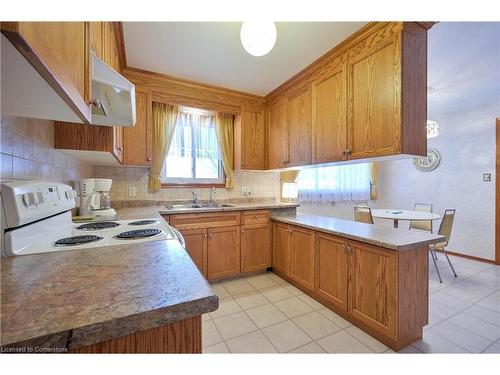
[393,219,399,228]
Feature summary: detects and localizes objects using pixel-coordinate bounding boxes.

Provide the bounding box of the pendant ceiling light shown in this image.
[426,120,440,139]
[240,21,277,57]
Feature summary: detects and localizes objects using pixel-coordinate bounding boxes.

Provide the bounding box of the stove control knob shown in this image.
[36,192,44,204]
[22,192,36,207]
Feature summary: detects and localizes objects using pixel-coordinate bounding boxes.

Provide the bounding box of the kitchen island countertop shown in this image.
[271,213,446,251]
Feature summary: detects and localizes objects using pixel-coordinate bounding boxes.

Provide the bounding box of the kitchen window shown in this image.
[161,108,224,185]
[297,163,371,204]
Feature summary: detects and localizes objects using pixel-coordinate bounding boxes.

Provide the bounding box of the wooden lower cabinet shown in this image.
[180,228,207,275]
[272,222,292,276]
[207,226,241,281]
[271,220,429,350]
[289,226,315,291]
[315,232,349,310]
[348,240,398,339]
[241,223,271,273]
[72,316,201,353]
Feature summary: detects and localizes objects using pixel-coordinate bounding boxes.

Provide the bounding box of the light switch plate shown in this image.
[241,186,251,196]
[483,173,491,182]
[128,186,137,197]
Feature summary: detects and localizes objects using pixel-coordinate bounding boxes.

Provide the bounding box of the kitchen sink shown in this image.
[165,203,235,210]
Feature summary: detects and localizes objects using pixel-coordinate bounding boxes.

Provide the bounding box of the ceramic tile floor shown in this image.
[202,254,500,354]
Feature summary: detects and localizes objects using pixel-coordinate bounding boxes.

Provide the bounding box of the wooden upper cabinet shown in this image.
[347,23,427,159]
[286,85,312,167]
[315,232,349,310]
[234,107,266,170]
[207,226,241,281]
[123,90,152,166]
[272,222,291,276]
[267,98,289,169]
[289,225,315,291]
[1,22,91,123]
[311,59,348,164]
[348,240,397,339]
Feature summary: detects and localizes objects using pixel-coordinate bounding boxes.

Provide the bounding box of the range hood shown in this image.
[1,35,135,127]
[91,53,136,127]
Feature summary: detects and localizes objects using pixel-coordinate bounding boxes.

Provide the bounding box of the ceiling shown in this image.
[122,22,367,96]
[427,22,500,115]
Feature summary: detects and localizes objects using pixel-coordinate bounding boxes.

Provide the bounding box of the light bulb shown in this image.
[240,21,277,57]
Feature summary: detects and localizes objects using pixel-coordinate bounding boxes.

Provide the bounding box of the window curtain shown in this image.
[214,112,234,189]
[280,170,300,202]
[370,162,379,200]
[149,102,179,192]
[297,163,371,205]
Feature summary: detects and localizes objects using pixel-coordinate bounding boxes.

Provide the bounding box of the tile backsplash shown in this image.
[93,166,281,202]
[0,115,93,186]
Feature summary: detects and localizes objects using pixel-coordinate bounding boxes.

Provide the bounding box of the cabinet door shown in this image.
[239,108,266,170]
[287,85,312,167]
[349,240,397,339]
[272,222,291,276]
[268,98,289,169]
[113,126,123,163]
[123,90,151,165]
[180,228,208,276]
[290,225,315,291]
[241,223,271,273]
[207,226,241,280]
[347,37,400,159]
[90,22,104,59]
[312,63,347,163]
[315,232,348,310]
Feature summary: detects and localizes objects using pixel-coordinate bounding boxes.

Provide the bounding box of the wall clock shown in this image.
[413,148,441,172]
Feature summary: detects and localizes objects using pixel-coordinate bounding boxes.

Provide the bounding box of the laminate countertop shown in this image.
[271,213,446,251]
[0,239,218,351]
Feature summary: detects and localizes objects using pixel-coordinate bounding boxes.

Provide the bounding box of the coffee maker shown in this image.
[79,178,116,220]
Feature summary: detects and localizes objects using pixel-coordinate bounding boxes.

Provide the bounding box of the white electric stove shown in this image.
[0,181,178,257]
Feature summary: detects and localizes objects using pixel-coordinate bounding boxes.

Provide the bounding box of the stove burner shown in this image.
[114,228,162,240]
[128,219,158,226]
[55,235,103,246]
[76,222,120,231]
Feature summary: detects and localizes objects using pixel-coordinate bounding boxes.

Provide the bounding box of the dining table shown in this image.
[371,209,441,229]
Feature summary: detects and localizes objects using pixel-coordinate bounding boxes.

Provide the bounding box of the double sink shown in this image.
[165,203,235,210]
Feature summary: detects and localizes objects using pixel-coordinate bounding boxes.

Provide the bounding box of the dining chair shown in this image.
[354,206,374,224]
[409,203,433,233]
[354,201,369,207]
[429,209,457,283]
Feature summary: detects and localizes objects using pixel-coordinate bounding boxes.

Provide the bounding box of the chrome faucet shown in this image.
[209,187,216,206]
[191,191,199,205]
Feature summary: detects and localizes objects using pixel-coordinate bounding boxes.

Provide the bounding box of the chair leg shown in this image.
[442,247,457,278]
[430,248,443,283]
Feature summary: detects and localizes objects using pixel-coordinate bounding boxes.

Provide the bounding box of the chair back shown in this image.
[354,206,374,224]
[354,201,369,207]
[409,203,433,233]
[437,209,456,246]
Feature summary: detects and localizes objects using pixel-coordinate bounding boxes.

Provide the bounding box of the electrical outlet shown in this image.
[241,186,251,196]
[128,186,137,197]
[483,173,491,182]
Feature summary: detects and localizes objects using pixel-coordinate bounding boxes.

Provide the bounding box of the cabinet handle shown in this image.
[147,157,152,161]
[345,149,351,155]
[345,245,352,252]
[117,147,123,151]
[241,162,244,167]
[208,233,212,238]
[254,215,259,219]
[241,229,245,233]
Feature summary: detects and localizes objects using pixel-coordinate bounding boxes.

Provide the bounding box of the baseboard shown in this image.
[435,249,496,265]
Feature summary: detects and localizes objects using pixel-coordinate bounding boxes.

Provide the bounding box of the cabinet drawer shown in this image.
[242,210,271,225]
[169,212,241,230]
